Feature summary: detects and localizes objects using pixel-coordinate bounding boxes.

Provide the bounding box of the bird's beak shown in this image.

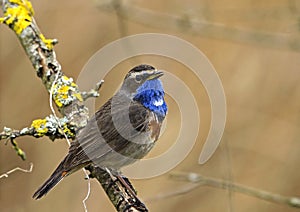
[148,70,164,80]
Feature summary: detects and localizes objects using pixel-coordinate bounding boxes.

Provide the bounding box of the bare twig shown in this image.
[0,163,33,179]
[82,169,91,212]
[169,172,300,208]
[95,0,300,51]
[81,80,104,101]
[146,183,201,203]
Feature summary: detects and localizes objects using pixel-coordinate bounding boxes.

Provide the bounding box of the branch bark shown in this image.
[0,0,147,211]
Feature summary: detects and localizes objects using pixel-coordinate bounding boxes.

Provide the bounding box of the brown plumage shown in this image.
[33,64,167,199]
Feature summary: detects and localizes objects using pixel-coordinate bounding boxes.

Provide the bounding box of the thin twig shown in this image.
[95,0,300,51]
[0,163,33,179]
[82,169,91,212]
[170,172,300,208]
[146,183,202,203]
[81,80,104,101]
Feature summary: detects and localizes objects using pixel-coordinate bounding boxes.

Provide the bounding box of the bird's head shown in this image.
[120,64,167,117]
[121,64,164,96]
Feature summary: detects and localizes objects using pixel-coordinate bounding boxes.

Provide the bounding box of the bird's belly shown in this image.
[96,135,156,170]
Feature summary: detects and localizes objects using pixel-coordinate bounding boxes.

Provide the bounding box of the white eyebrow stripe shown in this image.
[131,69,156,78]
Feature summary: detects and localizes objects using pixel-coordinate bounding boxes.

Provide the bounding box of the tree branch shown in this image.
[95,0,300,51]
[87,166,148,211]
[169,172,300,208]
[0,0,147,211]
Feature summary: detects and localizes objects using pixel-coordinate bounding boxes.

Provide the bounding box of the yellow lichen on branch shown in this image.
[61,123,75,138]
[0,0,56,49]
[31,119,48,137]
[30,116,76,139]
[0,0,34,34]
[39,33,57,50]
[52,76,83,108]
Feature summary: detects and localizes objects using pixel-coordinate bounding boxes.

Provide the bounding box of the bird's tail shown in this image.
[33,159,68,200]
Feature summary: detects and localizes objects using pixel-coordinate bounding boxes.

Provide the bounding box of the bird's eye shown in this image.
[135,75,142,83]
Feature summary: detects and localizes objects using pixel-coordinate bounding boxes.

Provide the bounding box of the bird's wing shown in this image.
[63,96,154,171]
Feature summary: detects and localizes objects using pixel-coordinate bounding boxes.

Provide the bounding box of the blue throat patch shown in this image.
[133,79,167,118]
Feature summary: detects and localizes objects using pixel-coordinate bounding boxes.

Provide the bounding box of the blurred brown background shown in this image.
[1,0,300,211]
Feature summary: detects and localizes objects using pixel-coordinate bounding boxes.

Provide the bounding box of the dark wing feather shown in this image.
[63,94,154,171]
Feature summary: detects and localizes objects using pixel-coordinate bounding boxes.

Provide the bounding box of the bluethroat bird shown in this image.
[33,64,167,199]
